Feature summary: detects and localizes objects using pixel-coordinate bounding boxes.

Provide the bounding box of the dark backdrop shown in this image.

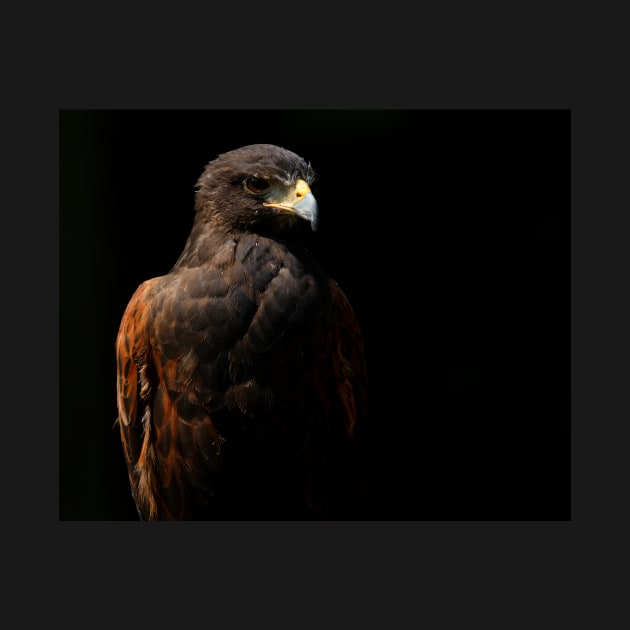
[59,109,570,521]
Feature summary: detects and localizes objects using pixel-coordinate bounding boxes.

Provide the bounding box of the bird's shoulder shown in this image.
[119,233,331,365]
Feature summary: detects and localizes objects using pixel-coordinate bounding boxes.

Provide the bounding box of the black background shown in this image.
[59,109,569,521]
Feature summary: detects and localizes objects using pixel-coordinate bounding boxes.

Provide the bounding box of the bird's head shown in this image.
[194,144,319,233]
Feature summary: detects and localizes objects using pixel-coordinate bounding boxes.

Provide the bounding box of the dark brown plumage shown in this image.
[115,144,367,520]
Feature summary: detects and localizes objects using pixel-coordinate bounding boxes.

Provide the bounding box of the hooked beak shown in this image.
[262,178,319,231]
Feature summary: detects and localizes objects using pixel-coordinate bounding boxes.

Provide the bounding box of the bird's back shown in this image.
[117,233,365,519]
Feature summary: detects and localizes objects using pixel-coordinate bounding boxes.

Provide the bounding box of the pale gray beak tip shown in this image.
[294,192,319,232]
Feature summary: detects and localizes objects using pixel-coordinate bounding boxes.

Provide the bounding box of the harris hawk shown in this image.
[115,143,368,520]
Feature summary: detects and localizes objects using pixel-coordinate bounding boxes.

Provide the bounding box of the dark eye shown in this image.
[244,176,270,194]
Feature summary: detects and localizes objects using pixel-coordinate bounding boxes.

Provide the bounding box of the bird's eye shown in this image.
[244,176,270,194]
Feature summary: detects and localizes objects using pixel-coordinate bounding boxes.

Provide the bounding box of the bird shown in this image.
[115,143,368,520]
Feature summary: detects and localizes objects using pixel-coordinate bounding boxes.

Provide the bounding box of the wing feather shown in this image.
[327,279,368,438]
[115,280,156,517]
[115,278,225,520]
